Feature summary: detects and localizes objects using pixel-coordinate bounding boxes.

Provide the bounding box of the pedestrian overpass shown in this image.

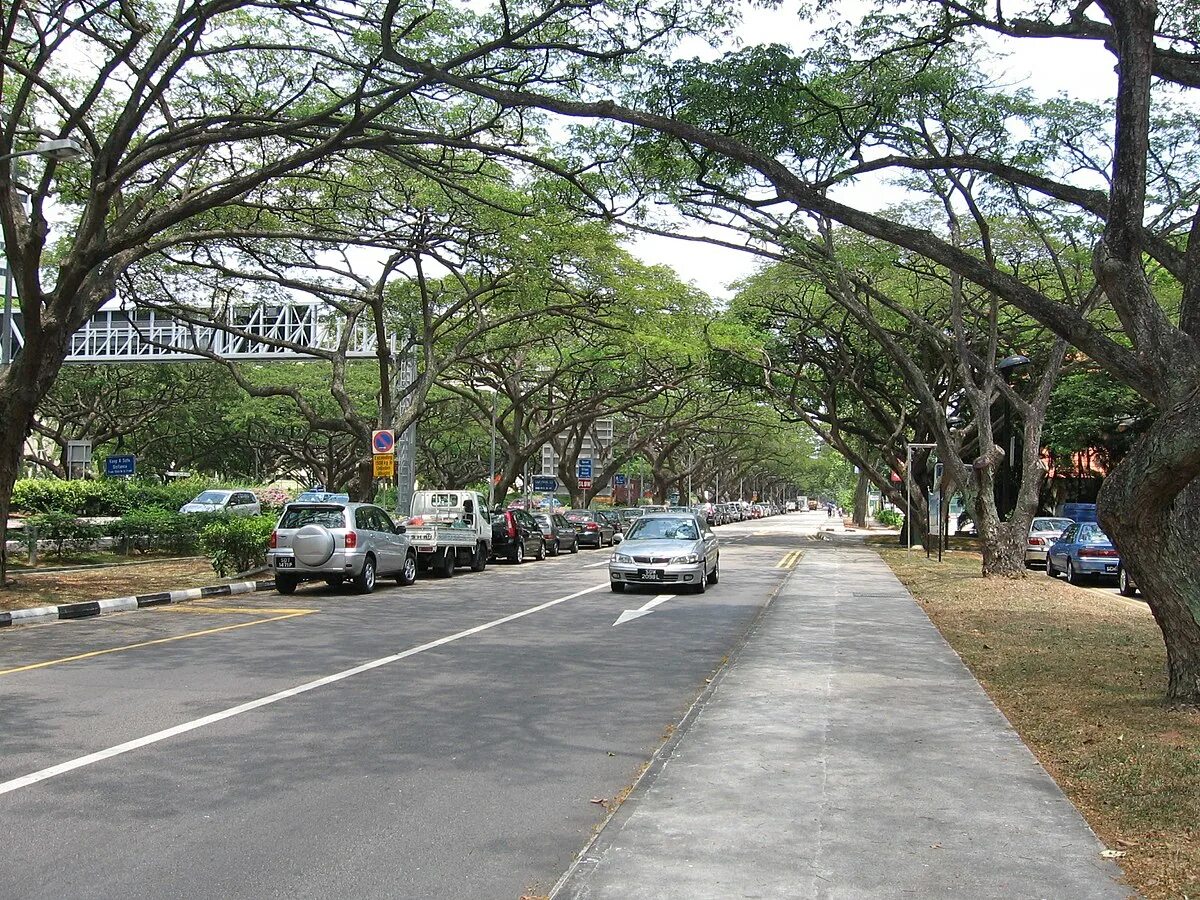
[7,301,387,363]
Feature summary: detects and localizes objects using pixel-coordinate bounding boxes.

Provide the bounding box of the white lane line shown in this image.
[0,582,608,797]
[583,559,611,568]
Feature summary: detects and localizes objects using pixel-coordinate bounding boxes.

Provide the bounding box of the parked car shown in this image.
[267,501,416,594]
[491,508,546,563]
[598,509,626,535]
[618,507,645,522]
[1117,563,1139,597]
[564,509,615,548]
[1047,522,1120,585]
[608,512,719,594]
[1025,516,1074,567]
[533,512,579,555]
[180,489,261,516]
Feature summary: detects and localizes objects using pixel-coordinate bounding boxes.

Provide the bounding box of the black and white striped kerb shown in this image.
[0,579,276,628]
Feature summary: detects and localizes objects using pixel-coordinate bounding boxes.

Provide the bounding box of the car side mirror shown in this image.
[613,533,623,544]
[395,524,407,534]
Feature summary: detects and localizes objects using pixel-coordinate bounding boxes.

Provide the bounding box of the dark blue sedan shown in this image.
[1046,522,1120,585]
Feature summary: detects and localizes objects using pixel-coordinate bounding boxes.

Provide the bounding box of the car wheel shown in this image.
[707,555,719,585]
[536,539,546,561]
[438,549,455,578]
[1065,560,1080,586]
[323,576,344,587]
[1119,567,1137,597]
[470,542,488,572]
[549,539,559,557]
[610,581,626,593]
[510,542,524,565]
[693,567,707,594]
[276,574,299,595]
[397,552,418,586]
[353,555,377,594]
[1046,557,1057,578]
[570,538,579,554]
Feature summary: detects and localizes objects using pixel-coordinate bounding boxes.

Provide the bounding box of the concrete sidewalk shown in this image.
[557,546,1131,899]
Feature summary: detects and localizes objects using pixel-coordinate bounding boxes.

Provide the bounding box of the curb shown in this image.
[0,579,277,628]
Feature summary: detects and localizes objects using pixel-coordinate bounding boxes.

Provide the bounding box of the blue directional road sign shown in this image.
[105,454,136,477]
[532,476,558,492]
[614,473,627,486]
[577,458,593,479]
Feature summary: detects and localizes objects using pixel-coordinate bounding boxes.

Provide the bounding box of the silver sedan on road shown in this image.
[608,513,719,594]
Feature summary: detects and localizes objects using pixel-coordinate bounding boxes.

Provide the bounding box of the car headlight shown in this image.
[671,553,700,564]
[611,553,633,563]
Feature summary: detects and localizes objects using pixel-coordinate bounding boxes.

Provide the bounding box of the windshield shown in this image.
[564,512,593,522]
[533,515,552,526]
[279,506,346,529]
[1032,518,1072,533]
[625,517,700,542]
[192,491,229,504]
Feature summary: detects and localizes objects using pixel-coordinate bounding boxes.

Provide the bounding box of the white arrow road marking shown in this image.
[0,582,608,797]
[613,594,677,626]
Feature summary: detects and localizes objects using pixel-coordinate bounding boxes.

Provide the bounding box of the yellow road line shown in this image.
[775,550,803,570]
[154,605,313,615]
[0,610,316,677]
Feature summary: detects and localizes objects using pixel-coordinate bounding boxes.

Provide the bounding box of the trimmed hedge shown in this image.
[108,509,223,555]
[199,515,276,577]
[10,477,289,517]
[26,511,103,557]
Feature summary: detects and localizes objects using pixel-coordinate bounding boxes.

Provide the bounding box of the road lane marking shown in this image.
[613,594,677,626]
[0,582,608,796]
[0,611,317,677]
[583,560,610,568]
[775,550,803,570]
[154,605,314,615]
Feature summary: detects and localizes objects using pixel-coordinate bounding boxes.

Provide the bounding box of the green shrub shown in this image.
[876,508,903,528]
[10,476,249,517]
[110,509,217,555]
[199,515,276,577]
[26,511,103,557]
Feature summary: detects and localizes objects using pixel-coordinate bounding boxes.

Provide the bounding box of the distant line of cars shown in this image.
[264,492,745,595]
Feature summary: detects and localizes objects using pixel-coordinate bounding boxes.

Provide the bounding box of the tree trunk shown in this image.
[1100,401,1200,704]
[853,470,869,528]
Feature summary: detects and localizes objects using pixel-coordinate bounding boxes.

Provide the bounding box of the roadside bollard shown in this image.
[27,524,38,567]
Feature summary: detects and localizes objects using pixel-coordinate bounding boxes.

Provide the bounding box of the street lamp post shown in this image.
[1,138,85,367]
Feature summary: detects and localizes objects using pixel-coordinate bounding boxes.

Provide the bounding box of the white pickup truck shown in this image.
[403,490,492,577]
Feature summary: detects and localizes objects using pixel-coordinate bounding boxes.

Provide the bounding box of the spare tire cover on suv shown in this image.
[293,524,336,566]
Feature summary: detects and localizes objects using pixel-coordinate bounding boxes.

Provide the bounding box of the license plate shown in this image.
[275,557,295,568]
[639,568,663,581]
[1105,563,1117,573]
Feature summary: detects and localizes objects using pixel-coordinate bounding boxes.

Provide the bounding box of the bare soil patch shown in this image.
[872,542,1200,899]
[1,558,219,612]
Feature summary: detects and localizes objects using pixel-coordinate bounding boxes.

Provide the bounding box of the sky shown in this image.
[626,1,1120,300]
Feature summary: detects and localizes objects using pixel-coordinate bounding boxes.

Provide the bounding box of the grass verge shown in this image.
[872,542,1200,899]
[1,558,221,612]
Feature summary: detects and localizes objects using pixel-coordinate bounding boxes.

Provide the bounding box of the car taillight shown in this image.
[586,523,598,530]
[1079,547,1118,558]
[345,531,358,549]
[269,531,277,548]
[1028,537,1044,546]
[507,513,517,538]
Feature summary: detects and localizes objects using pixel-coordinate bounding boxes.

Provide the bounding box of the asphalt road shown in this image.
[0,512,824,899]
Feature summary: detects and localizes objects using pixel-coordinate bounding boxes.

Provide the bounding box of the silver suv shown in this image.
[267,501,417,594]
